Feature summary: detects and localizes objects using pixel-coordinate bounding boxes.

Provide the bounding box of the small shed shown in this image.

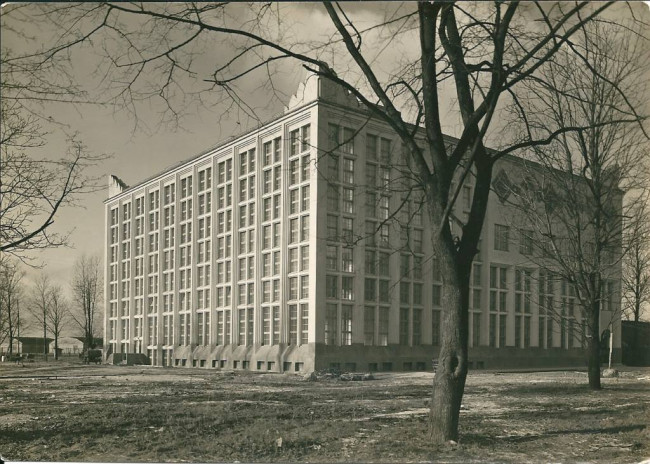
[622,321,650,366]
[18,337,53,354]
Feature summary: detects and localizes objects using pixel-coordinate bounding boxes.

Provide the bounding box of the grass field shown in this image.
[1,361,648,463]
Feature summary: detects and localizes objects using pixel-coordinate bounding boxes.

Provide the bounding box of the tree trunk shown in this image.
[587,300,601,390]
[430,245,470,442]
[43,322,47,360]
[54,335,59,360]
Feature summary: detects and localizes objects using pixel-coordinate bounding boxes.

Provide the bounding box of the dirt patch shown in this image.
[0,361,648,463]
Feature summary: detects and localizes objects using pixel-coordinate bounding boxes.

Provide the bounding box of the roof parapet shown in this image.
[108,174,128,198]
[285,66,362,112]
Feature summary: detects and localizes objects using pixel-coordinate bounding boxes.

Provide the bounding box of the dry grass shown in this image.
[0,361,648,463]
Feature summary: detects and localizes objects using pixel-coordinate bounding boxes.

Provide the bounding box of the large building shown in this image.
[104,74,622,372]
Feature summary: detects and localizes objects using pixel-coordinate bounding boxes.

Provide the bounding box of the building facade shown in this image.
[104,75,622,372]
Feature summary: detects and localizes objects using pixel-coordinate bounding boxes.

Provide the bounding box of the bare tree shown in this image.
[507,22,649,389]
[47,284,70,360]
[0,106,110,260]
[70,254,102,351]
[6,1,647,442]
[0,256,25,356]
[622,202,650,322]
[29,272,51,358]
[1,9,110,261]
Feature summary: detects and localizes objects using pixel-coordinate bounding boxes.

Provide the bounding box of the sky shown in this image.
[2,2,650,327]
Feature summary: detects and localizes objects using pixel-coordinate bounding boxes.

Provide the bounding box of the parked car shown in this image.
[81,349,103,364]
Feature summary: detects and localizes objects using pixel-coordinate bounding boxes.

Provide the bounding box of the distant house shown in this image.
[49,337,85,356]
[18,337,53,354]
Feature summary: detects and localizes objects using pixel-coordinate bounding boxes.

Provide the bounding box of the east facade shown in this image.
[103,75,622,372]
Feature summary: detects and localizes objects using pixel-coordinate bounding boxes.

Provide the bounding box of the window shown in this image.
[301,246,309,271]
[378,280,390,303]
[379,195,389,220]
[289,304,298,345]
[379,224,389,248]
[290,129,300,156]
[289,277,298,300]
[341,247,353,272]
[301,276,309,299]
[400,254,410,279]
[515,269,532,314]
[519,229,533,255]
[301,154,310,182]
[273,194,281,219]
[326,245,338,271]
[432,310,441,345]
[290,189,299,215]
[341,305,352,345]
[240,151,247,174]
[326,275,338,299]
[289,248,298,273]
[365,278,376,301]
[327,215,338,241]
[342,188,354,214]
[432,283,441,307]
[378,252,390,276]
[328,155,339,181]
[490,266,508,313]
[342,158,354,183]
[378,307,389,346]
[273,137,281,163]
[328,187,339,212]
[400,282,410,305]
[413,309,422,345]
[289,159,299,185]
[494,224,510,251]
[290,218,299,244]
[263,169,272,194]
[263,141,272,166]
[273,167,281,191]
[380,138,391,163]
[399,308,409,346]
[301,125,311,152]
[342,128,355,155]
[602,281,615,312]
[300,215,309,242]
[341,276,354,300]
[413,283,423,306]
[364,306,375,345]
[366,134,377,160]
[328,124,340,150]
[365,250,376,275]
[341,218,353,243]
[263,307,271,345]
[325,303,337,345]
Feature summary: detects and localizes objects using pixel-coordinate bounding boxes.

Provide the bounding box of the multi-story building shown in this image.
[104,74,622,372]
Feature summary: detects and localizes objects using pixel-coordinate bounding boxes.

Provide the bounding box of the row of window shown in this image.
[109,305,309,347]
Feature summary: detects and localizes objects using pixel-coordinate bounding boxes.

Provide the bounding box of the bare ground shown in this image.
[0,361,649,463]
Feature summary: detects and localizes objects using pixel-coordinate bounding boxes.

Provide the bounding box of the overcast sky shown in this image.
[2,2,649,310]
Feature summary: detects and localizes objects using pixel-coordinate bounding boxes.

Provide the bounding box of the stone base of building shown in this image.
[151,343,316,373]
[133,343,621,373]
[316,344,622,372]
